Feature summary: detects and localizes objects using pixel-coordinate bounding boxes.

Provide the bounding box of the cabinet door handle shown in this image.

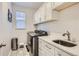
[45,45,51,49]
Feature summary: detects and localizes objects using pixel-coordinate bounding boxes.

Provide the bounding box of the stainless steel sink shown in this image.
[53,40,77,47]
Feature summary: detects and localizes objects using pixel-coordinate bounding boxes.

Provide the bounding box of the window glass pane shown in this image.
[16,20,25,29]
[16,11,25,20]
[16,12,25,18]
[16,17,25,20]
[16,11,26,29]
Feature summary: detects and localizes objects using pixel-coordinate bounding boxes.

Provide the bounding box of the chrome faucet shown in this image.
[62,31,71,41]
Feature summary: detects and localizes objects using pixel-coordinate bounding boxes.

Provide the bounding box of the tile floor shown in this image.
[9,47,29,56]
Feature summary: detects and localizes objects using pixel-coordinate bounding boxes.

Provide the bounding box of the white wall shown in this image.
[0,2,13,56]
[12,4,35,44]
[37,3,79,41]
[0,2,35,55]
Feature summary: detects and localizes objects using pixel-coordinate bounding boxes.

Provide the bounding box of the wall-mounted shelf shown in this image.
[53,2,79,12]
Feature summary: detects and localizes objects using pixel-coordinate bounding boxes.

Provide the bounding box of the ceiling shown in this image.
[13,2,43,9]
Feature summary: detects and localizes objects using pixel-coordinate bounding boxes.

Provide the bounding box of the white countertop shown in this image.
[39,33,79,56]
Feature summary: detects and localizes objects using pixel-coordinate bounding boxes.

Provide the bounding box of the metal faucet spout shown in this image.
[62,31,71,41]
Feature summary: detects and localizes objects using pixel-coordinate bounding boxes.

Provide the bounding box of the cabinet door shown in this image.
[45,2,53,21]
[34,9,41,24]
[39,3,46,22]
[34,12,38,24]
[34,3,46,24]
[44,42,55,56]
[45,2,59,21]
[37,10,41,23]
[39,39,55,56]
[54,48,71,56]
[39,48,45,56]
[39,39,47,56]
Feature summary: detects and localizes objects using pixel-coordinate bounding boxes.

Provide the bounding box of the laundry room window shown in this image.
[16,11,26,29]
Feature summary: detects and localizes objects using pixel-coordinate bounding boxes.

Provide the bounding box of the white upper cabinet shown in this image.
[34,2,78,24]
[34,2,59,24]
[34,3,46,24]
[45,2,59,21]
[34,8,41,24]
[45,2,53,21]
[39,3,46,22]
